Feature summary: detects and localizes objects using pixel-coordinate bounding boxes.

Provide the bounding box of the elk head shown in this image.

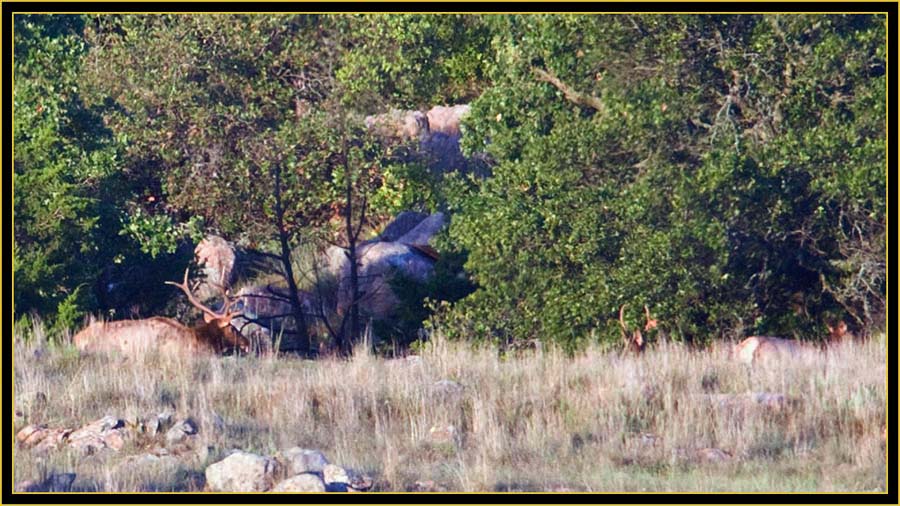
[165,268,250,354]
[826,320,853,344]
[620,304,654,353]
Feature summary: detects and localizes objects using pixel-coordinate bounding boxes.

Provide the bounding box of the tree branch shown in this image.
[533,67,606,115]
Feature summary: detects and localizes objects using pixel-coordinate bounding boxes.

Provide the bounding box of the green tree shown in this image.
[444,14,885,348]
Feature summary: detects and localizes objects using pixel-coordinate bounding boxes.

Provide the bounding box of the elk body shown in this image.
[73,269,249,358]
[732,320,852,367]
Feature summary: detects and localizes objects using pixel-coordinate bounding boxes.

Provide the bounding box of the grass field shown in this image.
[12,318,887,493]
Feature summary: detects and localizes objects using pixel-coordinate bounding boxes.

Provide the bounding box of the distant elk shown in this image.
[732,320,853,367]
[619,304,658,353]
[73,269,250,358]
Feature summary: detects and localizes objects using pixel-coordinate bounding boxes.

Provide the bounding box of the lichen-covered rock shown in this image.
[272,473,327,493]
[377,211,429,242]
[205,451,280,492]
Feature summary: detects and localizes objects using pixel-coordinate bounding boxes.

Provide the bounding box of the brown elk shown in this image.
[73,269,249,358]
[732,320,852,367]
[619,304,657,353]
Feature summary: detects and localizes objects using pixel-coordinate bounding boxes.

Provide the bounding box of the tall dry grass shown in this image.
[13,318,887,493]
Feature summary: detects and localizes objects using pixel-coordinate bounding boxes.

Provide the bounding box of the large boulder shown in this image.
[205,451,280,492]
[231,283,316,352]
[195,236,236,288]
[426,104,470,136]
[377,211,429,242]
[364,109,429,140]
[334,241,437,319]
[396,212,447,246]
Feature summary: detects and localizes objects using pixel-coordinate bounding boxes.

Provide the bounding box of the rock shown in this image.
[378,211,429,242]
[195,235,237,292]
[272,473,326,493]
[335,241,436,319]
[395,212,447,246]
[347,471,374,492]
[67,416,130,455]
[16,425,71,452]
[205,451,280,492]
[166,418,199,446]
[276,448,329,475]
[364,109,429,140]
[323,464,350,485]
[426,104,470,136]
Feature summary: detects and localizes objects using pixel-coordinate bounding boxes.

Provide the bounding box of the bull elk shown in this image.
[732,320,853,367]
[73,269,249,358]
[619,304,657,353]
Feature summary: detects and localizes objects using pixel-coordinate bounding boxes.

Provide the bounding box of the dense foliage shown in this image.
[13,14,885,349]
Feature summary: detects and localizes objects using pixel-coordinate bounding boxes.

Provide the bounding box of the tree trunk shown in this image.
[272,163,310,355]
[344,148,361,356]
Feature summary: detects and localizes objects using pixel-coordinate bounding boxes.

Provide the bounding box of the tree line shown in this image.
[13,14,886,350]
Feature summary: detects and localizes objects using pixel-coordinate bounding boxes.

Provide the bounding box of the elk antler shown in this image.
[619,304,629,344]
[643,305,658,332]
[165,268,242,323]
[619,304,645,353]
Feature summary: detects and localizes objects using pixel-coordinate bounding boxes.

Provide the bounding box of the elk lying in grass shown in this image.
[619,304,657,353]
[732,320,853,367]
[73,269,250,358]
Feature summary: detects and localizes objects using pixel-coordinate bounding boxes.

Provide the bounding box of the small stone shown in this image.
[272,473,326,493]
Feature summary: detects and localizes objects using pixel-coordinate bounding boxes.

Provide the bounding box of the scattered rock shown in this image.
[205,451,280,492]
[67,416,129,455]
[276,448,329,475]
[165,418,199,446]
[16,425,71,452]
[272,473,327,493]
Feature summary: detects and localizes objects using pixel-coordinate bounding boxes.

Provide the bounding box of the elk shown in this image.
[73,269,250,358]
[732,320,852,367]
[619,304,657,353]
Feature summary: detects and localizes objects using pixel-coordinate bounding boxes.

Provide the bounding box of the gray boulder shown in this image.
[272,473,327,493]
[396,212,447,246]
[205,451,280,492]
[377,211,429,242]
